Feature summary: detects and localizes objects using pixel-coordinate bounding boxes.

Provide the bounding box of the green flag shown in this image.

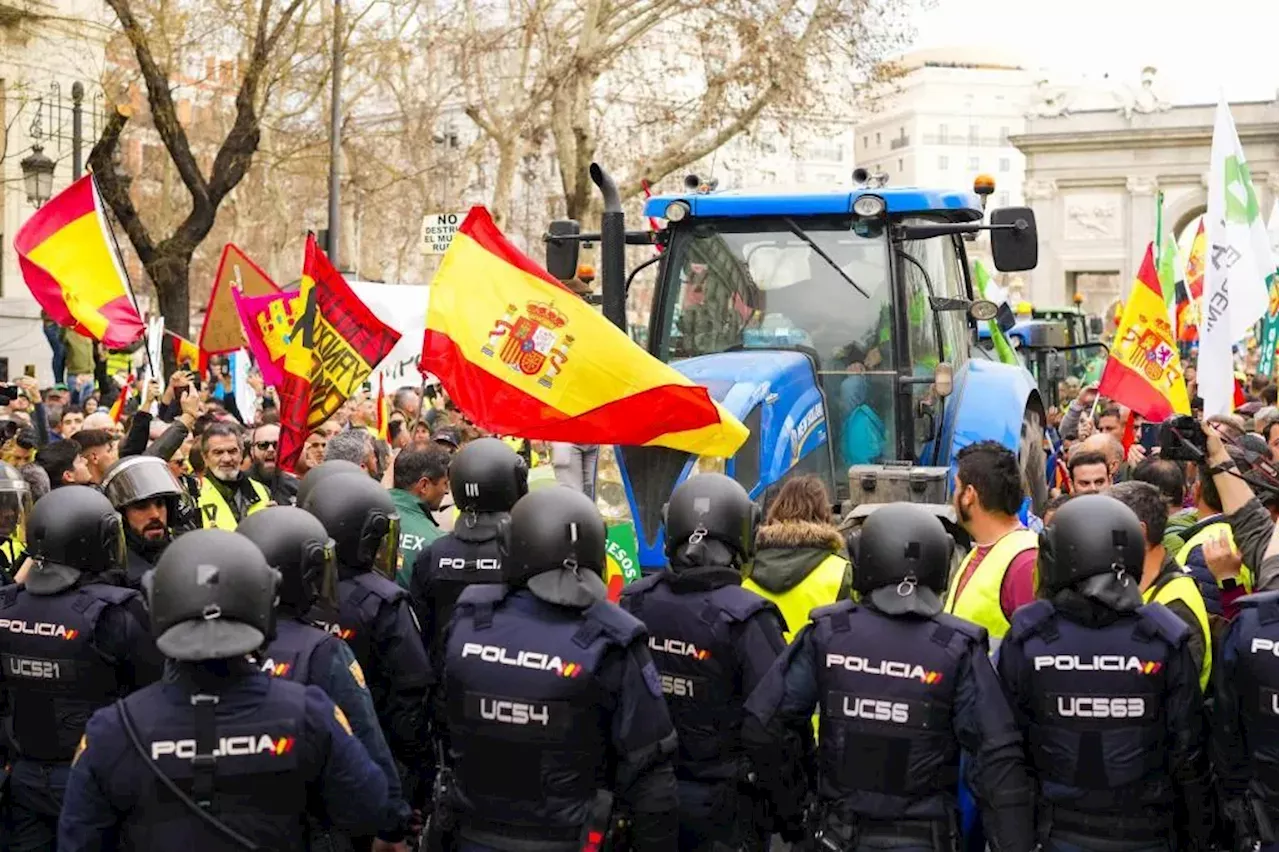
[1155,191,1179,327]
[973,260,1018,366]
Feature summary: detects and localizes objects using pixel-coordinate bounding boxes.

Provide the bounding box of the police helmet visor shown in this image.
[101,458,183,509]
[0,481,32,543]
[309,537,340,610]
[368,514,401,579]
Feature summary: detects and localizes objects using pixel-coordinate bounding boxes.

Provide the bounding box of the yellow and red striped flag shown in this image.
[168,332,209,374]
[108,374,136,423]
[276,235,402,470]
[420,208,747,456]
[375,374,390,442]
[14,175,145,348]
[1098,244,1191,421]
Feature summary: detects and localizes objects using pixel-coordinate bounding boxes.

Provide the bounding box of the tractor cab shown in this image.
[547,166,1045,569]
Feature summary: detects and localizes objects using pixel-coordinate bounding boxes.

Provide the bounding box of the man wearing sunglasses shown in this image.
[248,423,299,507]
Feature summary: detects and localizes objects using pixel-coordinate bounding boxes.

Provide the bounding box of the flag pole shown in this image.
[91,171,158,379]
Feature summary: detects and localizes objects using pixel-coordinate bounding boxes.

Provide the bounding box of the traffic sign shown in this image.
[421,212,461,255]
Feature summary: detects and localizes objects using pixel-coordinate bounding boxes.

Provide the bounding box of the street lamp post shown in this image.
[326,0,343,269]
[20,145,55,208]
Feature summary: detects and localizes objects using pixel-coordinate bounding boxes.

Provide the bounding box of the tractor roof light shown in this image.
[665,201,690,222]
[853,194,885,217]
[974,174,996,197]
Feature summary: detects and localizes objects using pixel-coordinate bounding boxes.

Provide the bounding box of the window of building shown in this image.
[938,155,949,170]
[938,124,949,143]
[968,124,979,145]
[967,157,979,171]
[875,132,881,145]
[863,135,868,149]
[897,158,903,171]
[999,126,1010,144]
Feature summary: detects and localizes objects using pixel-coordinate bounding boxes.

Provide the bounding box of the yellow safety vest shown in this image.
[1175,521,1254,593]
[744,553,848,644]
[944,528,1039,648]
[105,350,132,376]
[197,477,270,531]
[1143,571,1212,692]
[0,537,24,581]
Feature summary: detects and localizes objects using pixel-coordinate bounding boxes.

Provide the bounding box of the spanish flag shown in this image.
[421,208,748,456]
[108,374,135,423]
[15,175,145,348]
[168,332,209,374]
[375,373,389,442]
[276,234,402,470]
[1098,244,1191,421]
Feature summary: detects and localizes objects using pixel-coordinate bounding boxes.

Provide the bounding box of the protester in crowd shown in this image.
[1133,456,1196,553]
[247,422,299,506]
[388,445,450,587]
[1077,432,1125,483]
[325,428,380,479]
[72,429,118,485]
[197,421,270,530]
[1067,448,1110,495]
[35,439,91,489]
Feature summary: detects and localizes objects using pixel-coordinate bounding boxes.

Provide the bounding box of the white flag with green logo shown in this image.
[1202,98,1272,415]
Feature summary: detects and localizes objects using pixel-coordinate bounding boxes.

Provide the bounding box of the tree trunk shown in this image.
[490,138,522,227]
[149,248,193,378]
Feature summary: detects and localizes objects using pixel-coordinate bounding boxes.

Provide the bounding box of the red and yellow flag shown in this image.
[168,332,209,374]
[1178,220,1206,342]
[277,235,402,470]
[108,375,136,423]
[420,208,748,456]
[199,244,280,355]
[14,175,145,348]
[1098,244,1191,421]
[375,374,390,442]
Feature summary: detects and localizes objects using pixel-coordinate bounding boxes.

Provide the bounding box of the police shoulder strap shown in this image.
[114,697,261,851]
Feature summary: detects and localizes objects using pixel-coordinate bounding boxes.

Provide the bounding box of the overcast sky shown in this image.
[909,0,1280,104]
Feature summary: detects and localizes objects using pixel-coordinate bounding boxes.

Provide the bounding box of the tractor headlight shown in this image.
[594,445,633,523]
[853,195,885,217]
[664,201,690,222]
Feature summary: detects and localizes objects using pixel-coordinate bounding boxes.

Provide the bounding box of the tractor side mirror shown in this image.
[1088,315,1104,337]
[990,207,1038,272]
[545,220,581,281]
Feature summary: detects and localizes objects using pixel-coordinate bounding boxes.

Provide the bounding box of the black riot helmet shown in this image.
[237,507,338,615]
[449,437,528,513]
[500,486,606,586]
[146,530,280,661]
[852,503,951,617]
[306,473,401,577]
[663,473,759,565]
[297,459,366,511]
[0,460,32,545]
[101,455,184,516]
[1039,493,1145,595]
[24,486,125,593]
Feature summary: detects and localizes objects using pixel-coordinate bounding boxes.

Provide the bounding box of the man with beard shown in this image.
[196,421,271,530]
[101,456,190,588]
[943,439,1038,653]
[248,422,299,506]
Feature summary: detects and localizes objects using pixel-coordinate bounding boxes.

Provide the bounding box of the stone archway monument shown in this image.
[1011,80,1278,318]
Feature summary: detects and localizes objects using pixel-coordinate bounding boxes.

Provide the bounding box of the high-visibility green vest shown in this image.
[105,350,133,376]
[1175,520,1254,593]
[1143,571,1212,692]
[944,529,1039,650]
[197,477,270,531]
[743,552,848,644]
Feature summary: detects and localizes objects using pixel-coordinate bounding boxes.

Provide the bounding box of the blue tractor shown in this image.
[546,165,1048,571]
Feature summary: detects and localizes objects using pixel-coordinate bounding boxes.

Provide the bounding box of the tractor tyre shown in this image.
[1020,408,1048,516]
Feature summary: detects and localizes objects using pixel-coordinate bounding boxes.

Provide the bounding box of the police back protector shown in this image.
[808,600,980,823]
[0,583,138,761]
[260,618,339,684]
[116,676,310,849]
[1005,599,1187,839]
[1232,591,1278,833]
[421,529,503,659]
[329,572,409,701]
[445,585,644,845]
[621,573,775,783]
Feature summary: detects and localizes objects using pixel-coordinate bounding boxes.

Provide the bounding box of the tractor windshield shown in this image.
[654,216,898,466]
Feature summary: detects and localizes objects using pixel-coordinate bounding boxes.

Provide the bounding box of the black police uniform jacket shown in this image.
[1213,590,1279,845]
[58,664,389,850]
[317,567,431,772]
[0,580,162,762]
[442,582,679,852]
[743,600,1036,852]
[619,566,785,790]
[410,514,505,666]
[996,597,1207,848]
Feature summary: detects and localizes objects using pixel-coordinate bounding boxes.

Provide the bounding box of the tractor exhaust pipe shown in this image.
[591,163,627,331]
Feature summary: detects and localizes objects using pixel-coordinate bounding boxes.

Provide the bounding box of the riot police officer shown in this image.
[410,437,526,666]
[0,459,31,582]
[101,455,190,588]
[620,473,786,851]
[239,506,415,849]
[996,494,1208,851]
[57,529,390,849]
[297,458,367,510]
[0,486,163,851]
[440,486,678,851]
[743,502,1036,852]
[306,472,432,795]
